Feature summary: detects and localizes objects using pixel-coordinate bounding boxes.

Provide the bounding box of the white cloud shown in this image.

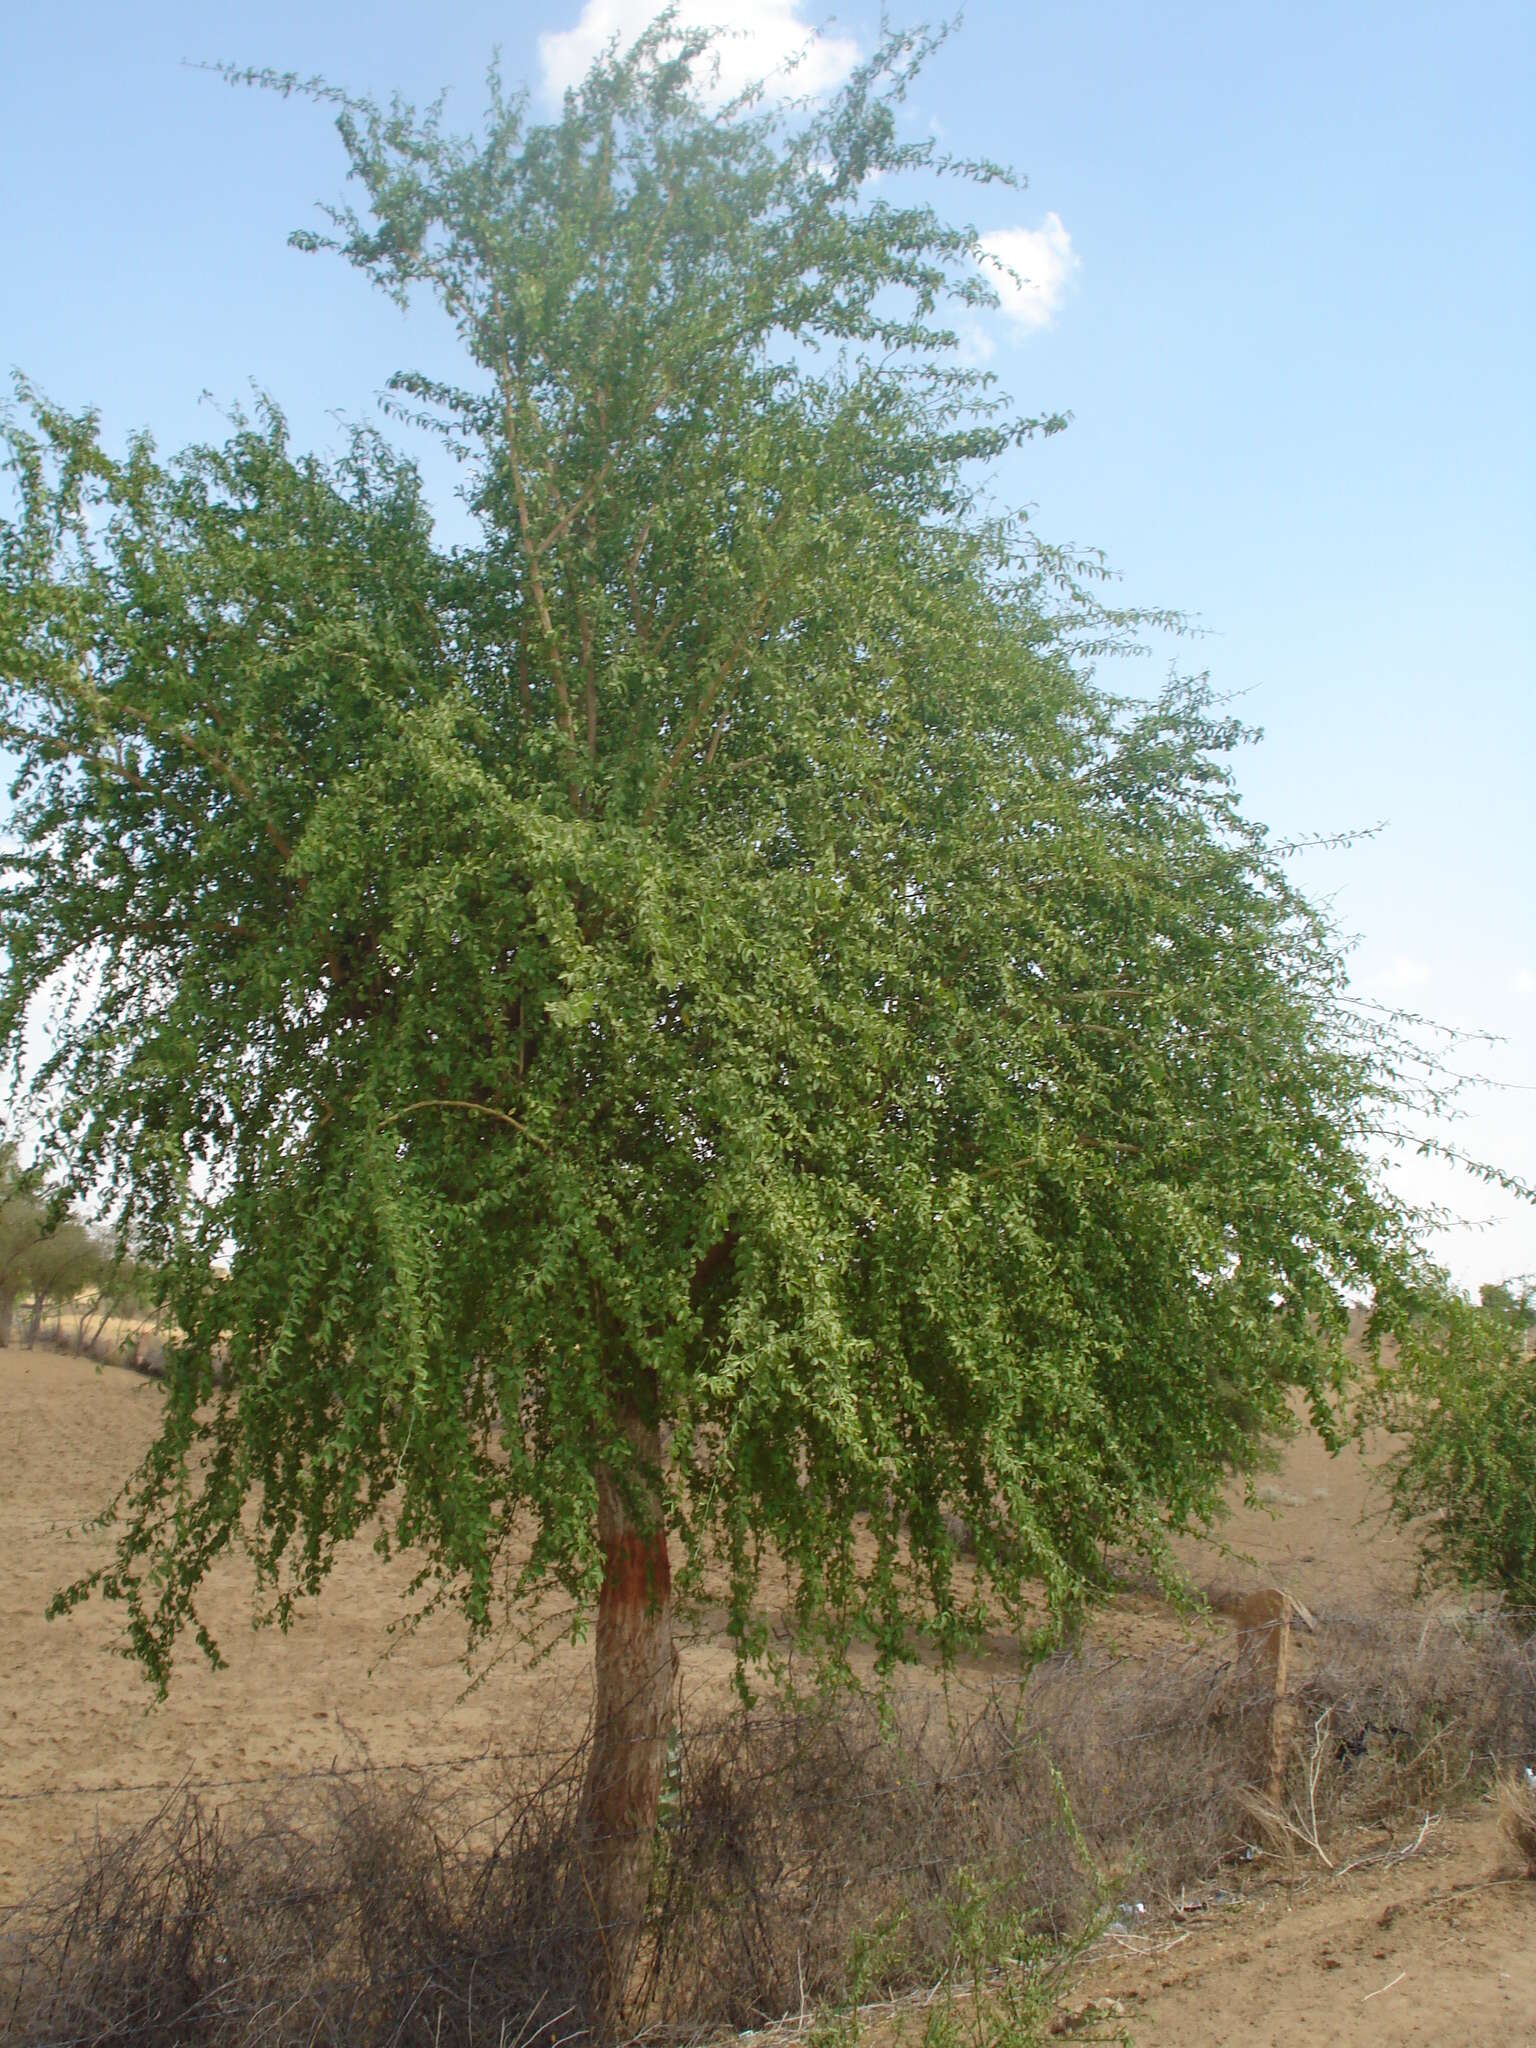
[1513,968,1536,997]
[1370,954,1433,993]
[538,1,860,108]
[977,215,1080,333]
[956,322,997,367]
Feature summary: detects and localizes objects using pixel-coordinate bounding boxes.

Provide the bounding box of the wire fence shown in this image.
[4,1605,1532,1812]
[3,1606,1533,2048]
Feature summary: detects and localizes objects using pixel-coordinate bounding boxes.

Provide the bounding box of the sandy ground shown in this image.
[1069,1806,1535,2047]
[0,1347,602,1900]
[2,1342,1530,2044]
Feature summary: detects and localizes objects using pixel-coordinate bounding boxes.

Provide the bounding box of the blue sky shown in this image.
[2,0,1531,1288]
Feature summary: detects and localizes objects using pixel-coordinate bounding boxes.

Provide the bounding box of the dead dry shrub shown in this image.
[1289,1608,1536,1830]
[644,1645,1330,2027]
[1498,1771,1536,1875]
[0,1671,1283,2047]
[640,1692,1097,2029]
[0,1695,1117,2048]
[1,1761,590,2048]
[1003,1644,1263,1904]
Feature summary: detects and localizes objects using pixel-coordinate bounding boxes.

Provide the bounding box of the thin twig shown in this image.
[1361,1971,1405,2002]
[381,1098,550,1152]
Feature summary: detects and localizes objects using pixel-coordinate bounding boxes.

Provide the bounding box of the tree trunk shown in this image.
[569,1409,677,2037]
[0,1287,12,1351]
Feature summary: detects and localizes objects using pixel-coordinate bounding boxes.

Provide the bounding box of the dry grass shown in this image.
[1291,1608,1535,1828]
[15,1309,167,1375]
[1498,1770,1536,1876]
[3,1609,1532,2048]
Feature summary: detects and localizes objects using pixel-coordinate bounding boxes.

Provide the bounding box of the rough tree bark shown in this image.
[570,1407,678,2035]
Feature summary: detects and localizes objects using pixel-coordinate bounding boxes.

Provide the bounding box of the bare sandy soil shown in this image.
[1,1347,604,1899]
[2,1342,1531,2044]
[1070,1806,1535,2047]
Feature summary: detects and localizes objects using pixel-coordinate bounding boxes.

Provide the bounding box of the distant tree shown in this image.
[0,1140,127,1352]
[68,1241,152,1358]
[0,26,1425,2026]
[1478,1279,1536,1333]
[0,1141,46,1349]
[20,1216,104,1347]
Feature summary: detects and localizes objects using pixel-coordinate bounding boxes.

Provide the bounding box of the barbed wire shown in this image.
[0,1750,509,1807]
[4,1604,1529,1813]
[6,1624,1532,2048]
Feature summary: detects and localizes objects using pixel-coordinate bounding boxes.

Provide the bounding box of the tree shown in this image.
[1,25,1419,2027]
[1365,1281,1536,1605]
[0,1140,129,1352]
[19,1215,105,1347]
[1478,1278,1536,1333]
[0,1140,46,1348]
[69,1240,153,1359]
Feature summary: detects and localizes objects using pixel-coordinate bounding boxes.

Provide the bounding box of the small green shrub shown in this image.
[1366,1284,1536,1606]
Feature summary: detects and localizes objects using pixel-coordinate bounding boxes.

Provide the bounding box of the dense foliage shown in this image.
[1366,1282,1536,1606]
[0,26,1418,1692]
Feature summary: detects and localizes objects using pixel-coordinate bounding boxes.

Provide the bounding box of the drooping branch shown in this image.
[381,1097,550,1152]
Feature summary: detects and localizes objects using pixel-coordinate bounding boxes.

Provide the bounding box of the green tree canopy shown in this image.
[1478,1279,1536,1331]
[1365,1278,1536,1606]
[0,1139,48,1347]
[1,22,1424,2020]
[0,1138,117,1348]
[18,1213,107,1343]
